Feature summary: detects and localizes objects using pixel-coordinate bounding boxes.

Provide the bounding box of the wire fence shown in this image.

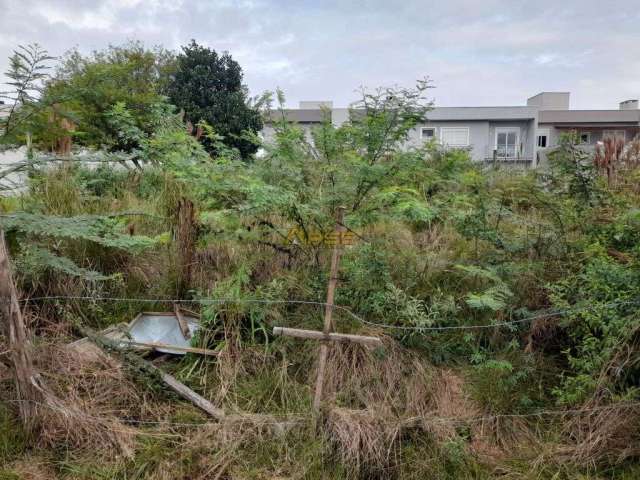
[15,294,640,333]
[3,295,640,441]
[3,147,639,447]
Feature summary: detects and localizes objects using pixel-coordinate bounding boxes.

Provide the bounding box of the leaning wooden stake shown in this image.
[173,303,192,340]
[0,230,40,429]
[81,328,300,433]
[80,325,226,420]
[313,207,346,412]
[148,360,226,420]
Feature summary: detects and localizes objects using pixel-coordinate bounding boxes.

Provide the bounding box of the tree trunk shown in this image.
[0,230,40,430]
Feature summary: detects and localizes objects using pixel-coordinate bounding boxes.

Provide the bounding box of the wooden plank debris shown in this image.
[117,339,219,356]
[78,328,301,433]
[174,304,192,340]
[78,325,226,420]
[148,362,226,420]
[68,323,131,359]
[273,326,382,347]
[71,323,217,357]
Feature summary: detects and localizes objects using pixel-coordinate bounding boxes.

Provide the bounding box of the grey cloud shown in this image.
[1,0,639,109]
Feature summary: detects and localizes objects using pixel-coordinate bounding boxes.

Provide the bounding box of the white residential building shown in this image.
[263,93,640,168]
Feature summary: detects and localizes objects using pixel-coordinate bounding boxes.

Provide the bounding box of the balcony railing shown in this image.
[481,156,534,168]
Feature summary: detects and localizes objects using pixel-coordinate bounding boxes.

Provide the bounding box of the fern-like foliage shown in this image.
[455,264,504,284]
[0,43,55,143]
[16,246,113,281]
[465,285,512,312]
[0,213,157,251]
[456,264,513,312]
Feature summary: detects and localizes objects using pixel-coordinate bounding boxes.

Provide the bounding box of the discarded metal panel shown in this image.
[125,312,200,355]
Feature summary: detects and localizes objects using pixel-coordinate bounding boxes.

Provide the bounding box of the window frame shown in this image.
[495,127,521,159]
[579,132,591,145]
[537,128,549,148]
[440,126,470,147]
[421,127,436,140]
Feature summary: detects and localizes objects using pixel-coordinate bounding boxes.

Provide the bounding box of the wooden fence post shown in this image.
[275,211,381,412]
[313,207,346,412]
[0,230,39,429]
[176,198,196,296]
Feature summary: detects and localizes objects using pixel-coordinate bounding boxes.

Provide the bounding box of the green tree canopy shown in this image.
[165,40,262,159]
[0,43,54,146]
[37,41,176,153]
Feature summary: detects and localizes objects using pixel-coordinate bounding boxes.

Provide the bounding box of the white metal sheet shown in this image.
[126,313,200,355]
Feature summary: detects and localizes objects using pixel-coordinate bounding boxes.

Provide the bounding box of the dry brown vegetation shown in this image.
[3,92,640,479]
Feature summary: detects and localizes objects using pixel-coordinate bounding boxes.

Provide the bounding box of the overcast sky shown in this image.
[1,0,639,109]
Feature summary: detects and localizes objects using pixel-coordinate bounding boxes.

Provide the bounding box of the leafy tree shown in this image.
[0,44,56,194]
[158,81,436,236]
[548,132,601,207]
[165,40,262,159]
[249,82,435,231]
[36,41,176,153]
[0,43,171,287]
[0,43,54,146]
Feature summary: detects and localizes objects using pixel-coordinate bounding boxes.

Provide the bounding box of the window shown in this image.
[537,128,550,148]
[421,127,435,140]
[495,127,520,158]
[603,130,626,142]
[440,127,469,147]
[579,132,591,144]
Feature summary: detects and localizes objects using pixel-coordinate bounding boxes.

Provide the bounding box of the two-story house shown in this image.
[262,92,640,168]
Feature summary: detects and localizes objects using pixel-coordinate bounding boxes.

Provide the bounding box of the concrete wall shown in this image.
[427,106,538,121]
[299,101,333,109]
[406,121,488,161]
[540,126,640,147]
[260,125,276,145]
[0,147,27,193]
[619,100,639,110]
[331,108,350,127]
[260,123,317,146]
[544,126,562,148]
[539,109,640,124]
[527,92,570,110]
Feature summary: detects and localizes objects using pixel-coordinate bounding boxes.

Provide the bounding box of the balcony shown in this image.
[480,156,534,168]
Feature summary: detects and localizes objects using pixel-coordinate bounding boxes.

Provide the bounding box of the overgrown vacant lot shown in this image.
[2,47,640,478]
[1,139,639,478]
